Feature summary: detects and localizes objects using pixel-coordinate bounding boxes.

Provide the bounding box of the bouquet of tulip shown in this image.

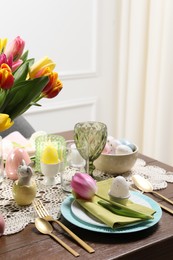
[0,36,63,132]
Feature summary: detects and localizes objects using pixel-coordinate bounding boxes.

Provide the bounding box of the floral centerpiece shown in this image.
[0,36,63,132]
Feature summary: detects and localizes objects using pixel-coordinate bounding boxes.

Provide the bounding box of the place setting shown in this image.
[32,120,167,239]
[61,122,173,237]
[1,120,173,257]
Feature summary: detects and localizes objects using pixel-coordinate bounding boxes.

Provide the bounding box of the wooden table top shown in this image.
[1,131,173,260]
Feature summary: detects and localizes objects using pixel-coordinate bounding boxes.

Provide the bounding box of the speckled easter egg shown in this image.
[109,176,130,199]
[107,136,115,143]
[108,139,121,154]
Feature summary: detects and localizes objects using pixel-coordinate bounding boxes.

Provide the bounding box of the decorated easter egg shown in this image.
[107,136,114,143]
[108,139,121,154]
[0,214,5,236]
[5,148,31,180]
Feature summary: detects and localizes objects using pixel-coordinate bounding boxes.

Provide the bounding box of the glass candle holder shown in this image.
[35,134,66,172]
[60,140,86,192]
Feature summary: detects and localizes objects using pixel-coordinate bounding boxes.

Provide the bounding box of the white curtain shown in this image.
[115,0,173,166]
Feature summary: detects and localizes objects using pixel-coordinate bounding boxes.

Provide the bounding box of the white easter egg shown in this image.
[107,136,114,143]
[109,139,121,153]
[109,176,130,198]
[116,144,133,155]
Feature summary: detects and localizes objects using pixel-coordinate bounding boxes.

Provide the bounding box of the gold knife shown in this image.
[159,203,173,214]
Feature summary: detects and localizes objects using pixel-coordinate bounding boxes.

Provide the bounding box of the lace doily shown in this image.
[93,158,173,190]
[0,175,67,235]
[1,158,173,235]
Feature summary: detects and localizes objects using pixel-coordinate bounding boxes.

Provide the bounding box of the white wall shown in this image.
[1,0,118,136]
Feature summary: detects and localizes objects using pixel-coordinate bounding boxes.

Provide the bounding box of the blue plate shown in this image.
[61,191,162,233]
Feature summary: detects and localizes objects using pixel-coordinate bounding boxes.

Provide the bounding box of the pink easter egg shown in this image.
[5,148,31,180]
[102,143,111,154]
[0,214,5,236]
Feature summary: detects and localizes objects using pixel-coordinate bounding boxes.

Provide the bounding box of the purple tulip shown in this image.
[71,172,97,200]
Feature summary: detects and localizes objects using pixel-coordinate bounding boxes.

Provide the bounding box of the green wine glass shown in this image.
[74,121,107,175]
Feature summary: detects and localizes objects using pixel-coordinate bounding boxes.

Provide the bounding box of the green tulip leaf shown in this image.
[4,76,49,119]
[0,91,7,111]
[13,62,30,84]
[21,50,29,62]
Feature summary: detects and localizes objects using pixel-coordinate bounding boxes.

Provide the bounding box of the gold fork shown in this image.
[33,199,95,254]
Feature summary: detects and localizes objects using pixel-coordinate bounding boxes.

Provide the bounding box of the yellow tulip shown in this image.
[0,64,14,89]
[42,72,63,98]
[0,114,14,132]
[29,56,56,79]
[0,38,7,53]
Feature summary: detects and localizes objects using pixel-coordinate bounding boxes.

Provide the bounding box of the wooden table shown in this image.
[1,131,173,260]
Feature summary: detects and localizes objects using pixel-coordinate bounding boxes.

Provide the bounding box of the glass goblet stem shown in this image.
[85,158,89,174]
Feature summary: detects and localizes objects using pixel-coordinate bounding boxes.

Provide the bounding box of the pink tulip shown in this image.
[0,53,13,68]
[5,36,25,61]
[71,173,97,200]
[12,59,23,72]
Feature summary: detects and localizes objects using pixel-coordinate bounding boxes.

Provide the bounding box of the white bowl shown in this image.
[94,144,138,175]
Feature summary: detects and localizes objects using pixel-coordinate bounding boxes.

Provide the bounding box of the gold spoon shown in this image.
[132,174,173,205]
[35,218,79,257]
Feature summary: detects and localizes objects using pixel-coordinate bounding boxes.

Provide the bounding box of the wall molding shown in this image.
[25,97,98,132]
[25,97,97,116]
[59,70,98,80]
[59,0,98,80]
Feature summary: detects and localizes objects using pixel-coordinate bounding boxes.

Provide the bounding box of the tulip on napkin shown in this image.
[72,175,156,229]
